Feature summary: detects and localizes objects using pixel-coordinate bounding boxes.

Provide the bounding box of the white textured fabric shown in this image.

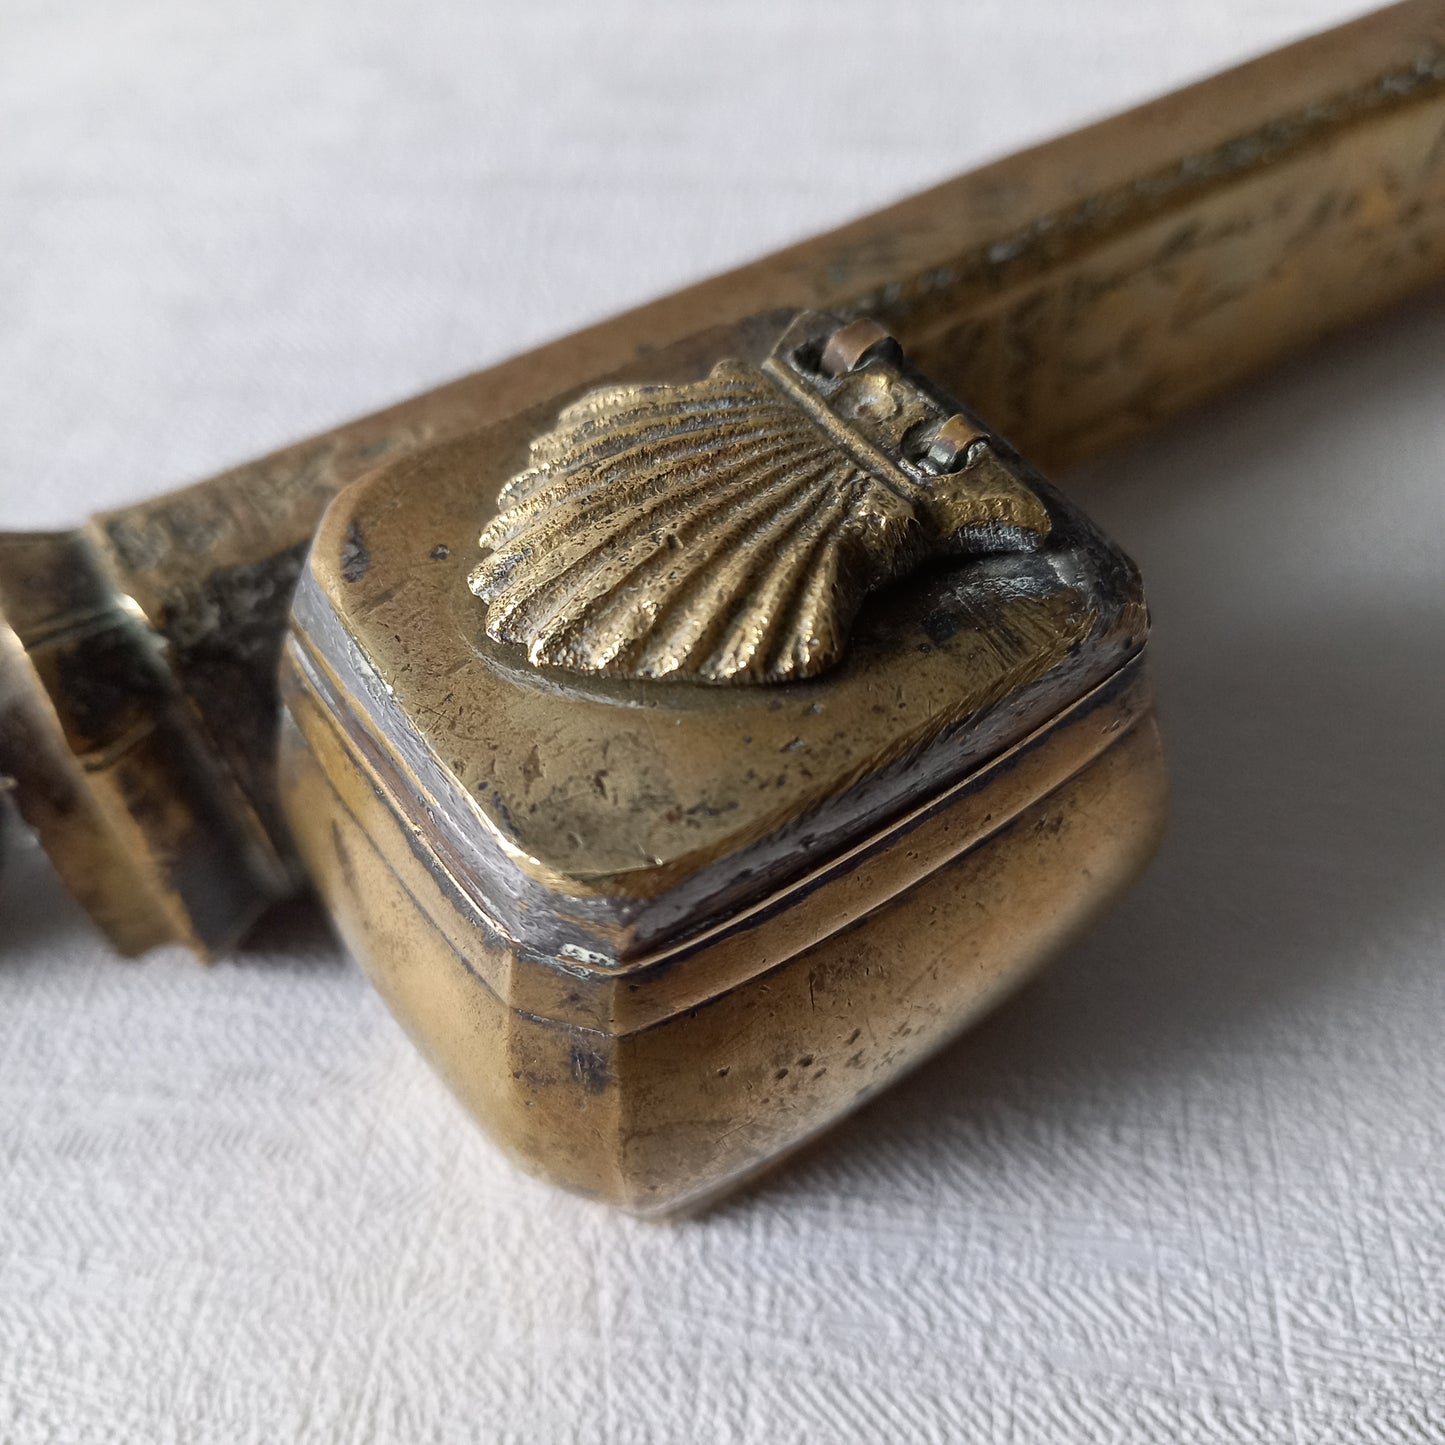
[3,3,1444,1441]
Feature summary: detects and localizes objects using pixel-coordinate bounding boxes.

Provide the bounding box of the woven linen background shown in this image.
[3,2,1445,1440]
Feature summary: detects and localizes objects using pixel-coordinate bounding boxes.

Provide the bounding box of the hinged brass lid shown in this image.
[289,311,1148,975]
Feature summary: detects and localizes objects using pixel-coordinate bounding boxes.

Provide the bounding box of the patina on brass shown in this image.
[0,529,294,955]
[1,2,1444,1206]
[469,314,1050,684]
[280,308,1161,1211]
[2,2,1443,955]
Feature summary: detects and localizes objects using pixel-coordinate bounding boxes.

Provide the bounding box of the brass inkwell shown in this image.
[281,310,1163,1210]
[3,3,1443,1210]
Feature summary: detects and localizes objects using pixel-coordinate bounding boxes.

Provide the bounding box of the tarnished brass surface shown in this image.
[290,312,1146,929]
[283,672,1166,1213]
[0,531,292,954]
[470,313,1050,684]
[276,308,1160,1209]
[4,1,1445,958]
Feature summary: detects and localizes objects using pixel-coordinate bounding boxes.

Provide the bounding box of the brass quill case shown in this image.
[7,2,1442,1211]
[279,312,1167,1211]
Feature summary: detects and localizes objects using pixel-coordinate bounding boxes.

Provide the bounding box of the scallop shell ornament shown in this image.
[469,357,1051,684]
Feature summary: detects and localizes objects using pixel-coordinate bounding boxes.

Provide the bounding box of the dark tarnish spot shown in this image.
[488,790,518,834]
[150,542,310,849]
[570,1045,610,1095]
[430,544,450,561]
[340,522,370,583]
[331,820,357,893]
[50,621,167,746]
[684,798,738,819]
[921,606,963,644]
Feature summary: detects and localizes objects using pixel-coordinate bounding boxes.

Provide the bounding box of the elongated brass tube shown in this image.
[2,1,1444,954]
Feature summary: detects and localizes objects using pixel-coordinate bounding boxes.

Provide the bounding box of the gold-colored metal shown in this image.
[924,414,991,472]
[818,317,901,377]
[276,307,1160,1211]
[284,663,1166,1213]
[2,5,1445,1215]
[0,530,292,955]
[469,315,1049,684]
[4,2,1444,954]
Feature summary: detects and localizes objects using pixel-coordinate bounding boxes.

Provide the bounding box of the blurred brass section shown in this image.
[3,1,1445,950]
[0,530,290,954]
